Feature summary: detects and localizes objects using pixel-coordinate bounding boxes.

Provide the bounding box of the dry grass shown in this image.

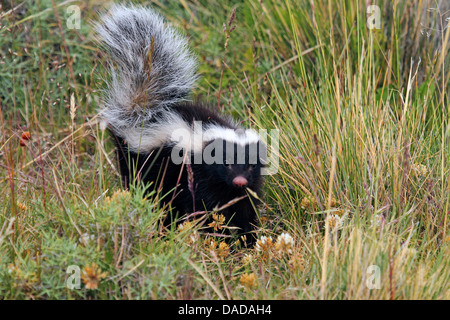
[0,0,448,299]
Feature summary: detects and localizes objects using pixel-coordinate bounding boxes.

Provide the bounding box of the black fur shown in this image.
[112,102,264,245]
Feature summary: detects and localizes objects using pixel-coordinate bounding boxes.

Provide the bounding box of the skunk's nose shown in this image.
[233,176,248,188]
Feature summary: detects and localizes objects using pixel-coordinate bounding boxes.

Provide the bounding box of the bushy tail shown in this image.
[95,4,198,130]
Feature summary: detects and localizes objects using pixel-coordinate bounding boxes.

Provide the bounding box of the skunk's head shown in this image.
[168,121,266,193]
[202,138,265,193]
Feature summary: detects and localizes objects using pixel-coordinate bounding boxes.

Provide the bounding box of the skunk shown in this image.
[96,5,265,244]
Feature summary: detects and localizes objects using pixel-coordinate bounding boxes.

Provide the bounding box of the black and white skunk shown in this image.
[96,5,265,244]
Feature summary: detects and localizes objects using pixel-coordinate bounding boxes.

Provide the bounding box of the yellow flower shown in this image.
[104,190,131,207]
[259,216,268,226]
[104,196,112,205]
[255,236,274,252]
[329,197,339,208]
[205,239,218,251]
[208,213,226,231]
[275,232,294,254]
[242,253,254,265]
[217,242,230,261]
[178,221,193,233]
[16,201,28,211]
[187,231,199,245]
[82,263,107,290]
[112,189,131,200]
[301,194,339,209]
[300,195,317,208]
[178,221,199,245]
[255,236,275,260]
[326,214,343,230]
[240,273,257,290]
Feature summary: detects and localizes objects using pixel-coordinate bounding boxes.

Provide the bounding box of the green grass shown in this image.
[0,0,448,299]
